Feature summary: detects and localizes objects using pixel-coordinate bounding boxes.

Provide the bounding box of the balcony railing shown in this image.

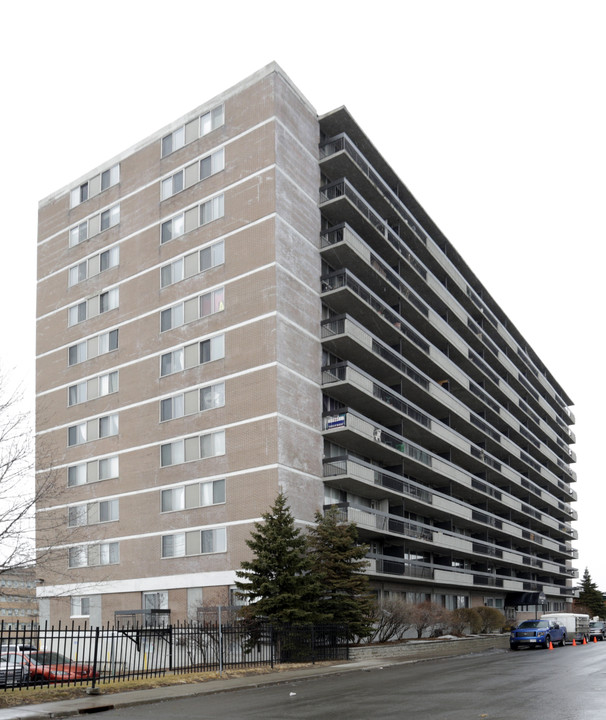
[321,269,430,353]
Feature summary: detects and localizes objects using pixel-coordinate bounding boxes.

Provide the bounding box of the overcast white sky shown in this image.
[2,1,604,587]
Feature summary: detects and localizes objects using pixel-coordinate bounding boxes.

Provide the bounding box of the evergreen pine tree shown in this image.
[578,567,606,618]
[235,491,321,623]
[307,506,375,639]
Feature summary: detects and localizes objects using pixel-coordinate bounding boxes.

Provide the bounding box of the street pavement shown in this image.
[0,656,401,720]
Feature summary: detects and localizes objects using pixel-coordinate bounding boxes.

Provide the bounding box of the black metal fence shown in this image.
[0,620,348,692]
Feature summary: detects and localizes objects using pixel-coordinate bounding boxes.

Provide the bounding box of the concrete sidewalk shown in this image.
[0,658,390,720]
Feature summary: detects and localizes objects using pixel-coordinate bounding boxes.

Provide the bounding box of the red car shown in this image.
[11,650,98,683]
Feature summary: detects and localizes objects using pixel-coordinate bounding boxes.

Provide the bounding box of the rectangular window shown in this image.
[98,499,119,523]
[200,478,225,506]
[162,127,185,157]
[69,261,88,287]
[160,439,184,467]
[161,213,185,244]
[70,183,89,208]
[100,247,119,272]
[161,169,184,200]
[101,164,120,191]
[68,341,87,366]
[67,464,87,487]
[68,546,88,568]
[201,527,226,554]
[200,430,225,459]
[200,288,224,317]
[200,382,225,411]
[99,542,119,565]
[98,456,119,480]
[68,381,87,406]
[98,329,119,354]
[99,370,119,396]
[68,505,87,527]
[200,106,224,136]
[69,221,88,247]
[200,240,224,272]
[161,487,185,512]
[99,414,119,438]
[100,205,120,231]
[68,301,87,326]
[161,303,184,332]
[160,349,184,377]
[200,195,224,226]
[99,288,119,314]
[68,423,87,447]
[71,597,90,617]
[162,533,185,558]
[160,258,184,288]
[160,394,184,422]
[200,148,225,180]
[200,335,224,364]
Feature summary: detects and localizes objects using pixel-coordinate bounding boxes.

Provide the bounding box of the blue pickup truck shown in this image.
[510,619,566,650]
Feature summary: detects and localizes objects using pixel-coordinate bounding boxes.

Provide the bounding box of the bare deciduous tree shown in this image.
[0,372,58,574]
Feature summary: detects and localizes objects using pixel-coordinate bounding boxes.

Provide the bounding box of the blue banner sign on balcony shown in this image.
[326,415,346,429]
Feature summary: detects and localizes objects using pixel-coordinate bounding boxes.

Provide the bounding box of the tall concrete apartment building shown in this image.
[36,63,577,626]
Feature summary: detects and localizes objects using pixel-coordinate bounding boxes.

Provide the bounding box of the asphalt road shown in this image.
[98,642,606,720]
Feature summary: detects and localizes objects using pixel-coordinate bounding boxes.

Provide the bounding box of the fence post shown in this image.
[168,624,173,672]
[88,626,100,694]
[218,606,223,676]
[311,625,315,665]
[270,625,274,669]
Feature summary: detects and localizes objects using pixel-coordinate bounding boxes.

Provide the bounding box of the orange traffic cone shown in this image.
[594,636,598,643]
[583,636,587,645]
[573,638,577,646]
[549,641,554,650]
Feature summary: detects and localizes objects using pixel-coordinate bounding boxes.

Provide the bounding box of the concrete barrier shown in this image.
[349,634,510,662]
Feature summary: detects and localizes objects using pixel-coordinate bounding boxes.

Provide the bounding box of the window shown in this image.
[68,505,87,527]
[68,341,87,366]
[100,247,120,273]
[68,371,118,406]
[100,205,120,231]
[70,183,89,208]
[201,382,225,410]
[201,527,226,554]
[160,394,184,422]
[200,195,224,225]
[200,240,224,271]
[161,169,184,200]
[161,213,185,244]
[101,164,120,191]
[161,303,184,332]
[99,499,119,523]
[68,381,87,406]
[99,543,120,565]
[100,288,119,314]
[99,456,119,480]
[161,487,185,512]
[67,464,87,487]
[68,301,87,326]
[68,290,118,326]
[70,164,119,208]
[200,335,224,364]
[200,148,225,180]
[201,431,225,459]
[99,414,119,438]
[67,414,118,446]
[98,329,119,354]
[69,221,88,247]
[160,349,184,377]
[200,106,224,136]
[70,597,90,617]
[160,440,184,467]
[68,546,88,568]
[160,258,184,288]
[69,261,87,287]
[200,288,224,317]
[68,456,119,486]
[162,533,185,558]
[143,591,168,610]
[162,127,185,157]
[200,478,225,506]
